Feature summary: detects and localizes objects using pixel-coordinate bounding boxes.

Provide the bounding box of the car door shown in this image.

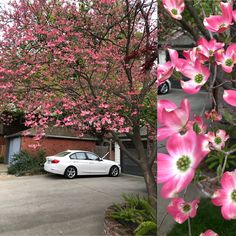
[70,152,90,175]
[86,152,106,174]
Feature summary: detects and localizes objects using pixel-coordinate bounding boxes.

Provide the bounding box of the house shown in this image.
[4,127,98,164]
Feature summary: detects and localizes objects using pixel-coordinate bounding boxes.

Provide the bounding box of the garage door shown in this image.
[8,137,21,164]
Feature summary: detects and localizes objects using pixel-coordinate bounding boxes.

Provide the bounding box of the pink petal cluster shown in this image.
[197,37,224,60]
[203,2,233,33]
[187,116,206,134]
[158,130,209,198]
[207,129,229,150]
[162,0,185,20]
[157,49,178,85]
[200,229,219,236]
[167,198,199,224]
[157,98,190,141]
[179,59,210,94]
[223,90,236,106]
[157,99,177,125]
[215,43,236,73]
[205,109,222,122]
[212,170,236,220]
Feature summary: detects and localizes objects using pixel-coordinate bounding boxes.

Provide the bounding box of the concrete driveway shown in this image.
[0,174,146,236]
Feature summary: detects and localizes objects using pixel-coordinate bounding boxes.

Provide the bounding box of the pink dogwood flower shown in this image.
[179,59,210,94]
[163,0,185,20]
[199,229,219,236]
[157,99,177,125]
[167,198,199,224]
[203,2,233,33]
[197,37,224,60]
[157,49,178,85]
[223,90,236,106]
[188,116,206,134]
[157,98,190,141]
[212,169,236,220]
[158,130,209,198]
[205,109,222,122]
[207,129,229,150]
[215,43,236,73]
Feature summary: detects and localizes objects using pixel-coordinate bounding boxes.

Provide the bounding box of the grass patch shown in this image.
[168,198,236,236]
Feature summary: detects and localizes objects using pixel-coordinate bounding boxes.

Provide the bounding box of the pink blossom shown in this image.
[207,129,229,150]
[197,37,224,60]
[157,49,178,85]
[187,116,206,134]
[205,109,222,121]
[179,59,210,94]
[199,229,219,236]
[212,170,236,220]
[157,98,190,141]
[157,130,209,198]
[215,43,236,73]
[157,99,177,125]
[163,0,185,20]
[167,198,199,224]
[223,90,236,106]
[203,2,233,33]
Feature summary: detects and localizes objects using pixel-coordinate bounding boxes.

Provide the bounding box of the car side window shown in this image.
[70,153,77,160]
[75,152,86,160]
[86,153,99,161]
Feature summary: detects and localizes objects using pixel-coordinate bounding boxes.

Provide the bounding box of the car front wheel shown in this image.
[109,166,119,177]
[64,166,77,179]
[158,82,170,95]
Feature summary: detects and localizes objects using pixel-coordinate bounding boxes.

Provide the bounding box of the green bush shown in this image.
[0,155,4,163]
[111,194,157,236]
[8,150,46,176]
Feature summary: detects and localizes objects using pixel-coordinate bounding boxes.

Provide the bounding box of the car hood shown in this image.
[102,159,119,165]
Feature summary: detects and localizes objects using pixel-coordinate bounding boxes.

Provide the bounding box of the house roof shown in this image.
[5,127,98,141]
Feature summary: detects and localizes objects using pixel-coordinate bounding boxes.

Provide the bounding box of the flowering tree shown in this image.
[158,0,236,235]
[0,0,157,207]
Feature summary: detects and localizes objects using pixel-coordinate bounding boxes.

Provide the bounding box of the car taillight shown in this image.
[51,159,60,164]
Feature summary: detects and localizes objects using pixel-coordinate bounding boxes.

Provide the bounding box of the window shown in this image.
[55,151,71,157]
[75,152,86,160]
[70,153,77,159]
[86,153,99,161]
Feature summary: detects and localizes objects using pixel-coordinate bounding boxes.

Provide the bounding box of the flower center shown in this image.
[209,50,214,55]
[194,74,203,84]
[214,137,222,145]
[219,23,226,29]
[177,155,191,172]
[171,9,178,15]
[225,58,233,67]
[183,203,191,212]
[231,190,236,202]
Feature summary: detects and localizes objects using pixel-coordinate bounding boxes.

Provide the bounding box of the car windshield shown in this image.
[55,151,71,157]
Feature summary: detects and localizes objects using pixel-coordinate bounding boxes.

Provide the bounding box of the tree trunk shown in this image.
[140,161,157,212]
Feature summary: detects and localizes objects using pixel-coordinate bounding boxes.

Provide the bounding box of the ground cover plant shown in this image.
[111,194,157,236]
[157,0,236,235]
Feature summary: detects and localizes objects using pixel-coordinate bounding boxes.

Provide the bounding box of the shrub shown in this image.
[111,194,157,236]
[8,150,46,176]
[0,155,4,163]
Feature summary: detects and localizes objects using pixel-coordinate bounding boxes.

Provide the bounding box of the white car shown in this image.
[44,150,121,179]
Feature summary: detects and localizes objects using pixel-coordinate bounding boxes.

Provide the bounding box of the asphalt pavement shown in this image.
[0,174,146,236]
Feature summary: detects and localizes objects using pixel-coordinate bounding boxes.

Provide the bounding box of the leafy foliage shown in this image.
[8,150,46,176]
[111,194,157,236]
